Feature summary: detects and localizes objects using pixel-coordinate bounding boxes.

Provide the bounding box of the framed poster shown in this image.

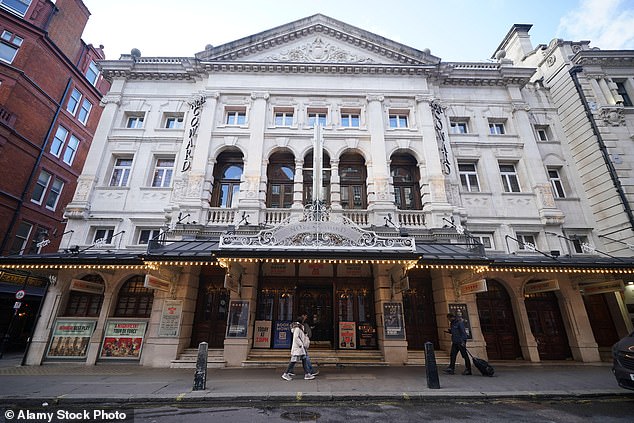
[253,320,272,348]
[226,300,250,338]
[357,323,377,349]
[158,299,183,337]
[383,302,405,339]
[46,319,96,359]
[339,321,356,349]
[100,321,148,359]
[273,320,292,349]
[448,303,472,339]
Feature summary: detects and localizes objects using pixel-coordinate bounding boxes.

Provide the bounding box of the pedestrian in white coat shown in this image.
[281,317,315,381]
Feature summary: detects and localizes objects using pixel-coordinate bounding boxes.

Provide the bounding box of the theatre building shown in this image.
[2,15,633,367]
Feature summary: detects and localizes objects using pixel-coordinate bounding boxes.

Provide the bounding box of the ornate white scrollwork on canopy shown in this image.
[220,201,416,251]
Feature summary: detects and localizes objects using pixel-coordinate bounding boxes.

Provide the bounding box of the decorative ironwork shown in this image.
[220,201,415,251]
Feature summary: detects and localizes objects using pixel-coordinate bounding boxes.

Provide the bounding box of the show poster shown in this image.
[383,302,405,339]
[448,303,473,339]
[158,300,183,337]
[226,300,250,338]
[253,320,272,348]
[339,321,356,349]
[46,319,96,359]
[100,321,147,359]
[273,320,292,349]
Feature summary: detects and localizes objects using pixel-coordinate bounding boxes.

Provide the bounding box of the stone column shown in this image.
[64,80,124,223]
[415,96,452,228]
[510,96,564,226]
[374,264,408,364]
[172,91,220,224]
[237,92,269,224]
[365,94,396,225]
[330,159,341,210]
[292,158,304,209]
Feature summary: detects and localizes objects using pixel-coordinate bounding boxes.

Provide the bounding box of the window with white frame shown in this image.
[535,125,551,142]
[31,170,51,204]
[307,109,327,128]
[571,235,591,254]
[138,228,161,245]
[50,125,68,157]
[93,227,114,244]
[517,233,537,251]
[488,121,506,135]
[66,88,82,115]
[44,178,64,210]
[0,29,23,64]
[125,114,144,128]
[85,60,99,86]
[548,168,566,198]
[151,157,174,187]
[472,234,495,250]
[450,120,469,134]
[615,81,633,107]
[78,98,92,125]
[63,135,79,165]
[109,157,133,187]
[458,162,480,192]
[274,109,294,127]
[388,111,409,128]
[9,221,32,255]
[225,108,246,125]
[341,109,360,128]
[499,163,521,192]
[164,115,184,129]
[0,0,31,16]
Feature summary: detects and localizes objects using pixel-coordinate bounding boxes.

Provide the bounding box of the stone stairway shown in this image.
[170,348,226,368]
[406,349,451,366]
[244,348,387,368]
[171,347,451,368]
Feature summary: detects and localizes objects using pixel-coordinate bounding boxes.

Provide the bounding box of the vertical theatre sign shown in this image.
[181,95,205,172]
[430,100,451,175]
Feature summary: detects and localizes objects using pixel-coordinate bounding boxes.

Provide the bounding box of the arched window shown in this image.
[211,151,243,208]
[303,151,331,204]
[339,152,367,209]
[390,153,422,210]
[114,275,154,318]
[267,152,295,208]
[64,274,104,317]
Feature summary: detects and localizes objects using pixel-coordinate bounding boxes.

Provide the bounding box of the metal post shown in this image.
[424,341,440,389]
[192,342,208,391]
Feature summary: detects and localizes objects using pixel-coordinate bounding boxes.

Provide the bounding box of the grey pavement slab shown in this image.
[0,353,632,405]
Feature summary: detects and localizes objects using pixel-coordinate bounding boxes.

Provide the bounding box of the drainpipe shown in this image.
[0,78,73,254]
[569,66,634,231]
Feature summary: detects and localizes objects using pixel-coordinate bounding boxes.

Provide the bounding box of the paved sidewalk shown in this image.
[0,352,632,406]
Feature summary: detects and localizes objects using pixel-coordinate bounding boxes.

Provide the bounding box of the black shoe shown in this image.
[443,368,455,375]
[462,369,472,375]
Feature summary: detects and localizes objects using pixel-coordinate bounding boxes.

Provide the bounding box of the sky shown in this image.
[80,0,634,62]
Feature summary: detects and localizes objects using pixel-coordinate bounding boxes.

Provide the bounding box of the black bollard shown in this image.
[193,341,208,391]
[424,341,440,389]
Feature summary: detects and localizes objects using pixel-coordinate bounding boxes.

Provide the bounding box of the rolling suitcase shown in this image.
[467,349,494,377]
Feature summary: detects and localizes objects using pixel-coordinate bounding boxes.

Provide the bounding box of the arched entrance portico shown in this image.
[476,279,522,360]
[524,291,572,360]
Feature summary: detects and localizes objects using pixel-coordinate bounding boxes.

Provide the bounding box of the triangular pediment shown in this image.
[195,14,440,66]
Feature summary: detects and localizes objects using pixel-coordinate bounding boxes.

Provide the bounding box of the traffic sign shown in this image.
[15,290,25,300]
[13,301,22,309]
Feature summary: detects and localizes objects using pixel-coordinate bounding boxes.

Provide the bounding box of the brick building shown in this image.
[0,0,108,352]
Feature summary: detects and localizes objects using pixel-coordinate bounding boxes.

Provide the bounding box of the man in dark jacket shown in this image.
[444,312,472,375]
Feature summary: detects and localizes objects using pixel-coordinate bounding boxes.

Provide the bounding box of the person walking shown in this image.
[281,316,315,381]
[444,312,472,375]
[300,313,319,376]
